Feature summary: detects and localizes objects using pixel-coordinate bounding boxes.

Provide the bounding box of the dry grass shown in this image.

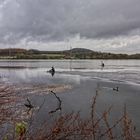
[0,85,18,124]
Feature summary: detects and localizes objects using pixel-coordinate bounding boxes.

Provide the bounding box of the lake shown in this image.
[0,59,140,134]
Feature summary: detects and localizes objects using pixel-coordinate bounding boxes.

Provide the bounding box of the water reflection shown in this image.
[0,68,82,86]
[0,59,140,70]
[0,60,140,134]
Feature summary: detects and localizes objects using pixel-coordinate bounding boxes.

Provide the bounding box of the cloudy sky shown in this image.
[0,0,140,53]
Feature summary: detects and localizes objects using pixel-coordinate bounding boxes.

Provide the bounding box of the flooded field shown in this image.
[0,59,140,138]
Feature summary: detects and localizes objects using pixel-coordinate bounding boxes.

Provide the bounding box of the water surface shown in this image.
[0,59,140,133]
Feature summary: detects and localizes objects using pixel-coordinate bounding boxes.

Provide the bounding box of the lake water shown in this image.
[0,59,140,134]
[0,59,140,85]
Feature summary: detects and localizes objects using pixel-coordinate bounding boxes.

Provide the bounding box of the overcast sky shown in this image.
[0,0,140,53]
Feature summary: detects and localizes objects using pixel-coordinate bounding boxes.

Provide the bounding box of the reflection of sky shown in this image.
[0,68,82,85]
[0,67,140,87]
[0,60,140,86]
[0,60,140,70]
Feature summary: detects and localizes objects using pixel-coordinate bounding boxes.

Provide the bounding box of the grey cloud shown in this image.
[0,0,140,44]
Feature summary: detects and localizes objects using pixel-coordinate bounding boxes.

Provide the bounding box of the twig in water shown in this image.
[91,91,98,139]
[24,98,34,109]
[49,91,62,114]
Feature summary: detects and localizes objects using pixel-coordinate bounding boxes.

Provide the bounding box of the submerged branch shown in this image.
[49,91,62,114]
[24,98,34,109]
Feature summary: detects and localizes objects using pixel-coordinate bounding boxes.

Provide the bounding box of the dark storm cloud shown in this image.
[0,0,140,44]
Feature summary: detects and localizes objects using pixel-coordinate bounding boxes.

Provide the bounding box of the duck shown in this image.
[113,86,119,92]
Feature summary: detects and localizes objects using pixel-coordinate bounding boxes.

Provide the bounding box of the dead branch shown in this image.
[24,98,34,109]
[91,91,98,139]
[49,91,62,114]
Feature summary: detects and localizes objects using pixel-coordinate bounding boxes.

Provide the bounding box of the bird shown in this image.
[101,61,105,67]
[48,66,55,76]
[113,86,119,92]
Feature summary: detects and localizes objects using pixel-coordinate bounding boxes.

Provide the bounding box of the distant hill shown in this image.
[63,48,93,53]
[0,48,140,59]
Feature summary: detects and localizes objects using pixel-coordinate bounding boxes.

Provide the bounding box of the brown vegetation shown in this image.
[27,92,137,140]
[0,87,138,140]
[0,85,18,124]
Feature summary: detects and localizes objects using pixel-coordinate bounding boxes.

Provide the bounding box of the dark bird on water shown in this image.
[49,66,55,73]
[48,66,55,76]
[101,61,105,67]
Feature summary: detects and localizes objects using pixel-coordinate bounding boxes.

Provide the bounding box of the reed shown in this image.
[28,92,137,140]
[0,88,138,140]
[0,86,17,125]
